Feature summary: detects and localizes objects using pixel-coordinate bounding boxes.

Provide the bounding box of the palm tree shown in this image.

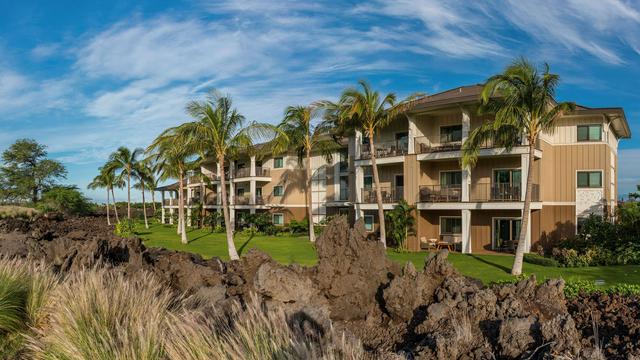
[87,170,111,225]
[133,161,154,229]
[174,90,272,261]
[330,80,416,248]
[108,147,144,219]
[105,166,124,223]
[462,58,575,276]
[271,105,339,242]
[147,132,192,244]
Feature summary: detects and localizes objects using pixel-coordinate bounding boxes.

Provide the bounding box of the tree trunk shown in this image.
[369,131,387,248]
[141,183,149,229]
[106,189,111,226]
[111,187,119,223]
[32,187,38,204]
[219,155,240,260]
[127,172,131,219]
[305,147,316,242]
[511,141,535,275]
[178,170,187,244]
[151,190,157,213]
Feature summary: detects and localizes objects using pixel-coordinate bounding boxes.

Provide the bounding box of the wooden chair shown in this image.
[437,235,454,251]
[420,237,438,251]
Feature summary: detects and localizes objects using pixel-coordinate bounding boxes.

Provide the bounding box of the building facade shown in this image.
[158,84,631,254]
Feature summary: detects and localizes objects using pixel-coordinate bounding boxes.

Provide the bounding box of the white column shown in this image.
[461,209,472,253]
[186,207,192,227]
[161,207,165,224]
[355,165,364,203]
[520,153,529,201]
[333,153,340,201]
[250,180,256,205]
[169,208,174,225]
[461,108,472,202]
[354,204,364,220]
[250,156,256,176]
[408,115,417,154]
[354,129,362,159]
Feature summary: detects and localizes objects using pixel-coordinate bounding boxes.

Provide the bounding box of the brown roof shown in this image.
[409,84,483,112]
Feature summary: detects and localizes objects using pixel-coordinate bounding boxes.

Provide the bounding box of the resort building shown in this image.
[157,84,631,254]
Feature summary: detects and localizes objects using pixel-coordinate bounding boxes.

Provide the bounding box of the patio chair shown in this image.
[420,237,438,251]
[437,235,455,251]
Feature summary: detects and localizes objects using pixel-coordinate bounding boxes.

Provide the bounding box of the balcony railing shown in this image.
[234,195,251,205]
[359,140,408,160]
[414,137,462,154]
[361,187,403,203]
[418,185,462,202]
[417,183,540,203]
[163,199,176,206]
[234,167,271,178]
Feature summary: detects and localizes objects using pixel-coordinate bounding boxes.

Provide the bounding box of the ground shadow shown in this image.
[238,234,256,255]
[469,254,511,274]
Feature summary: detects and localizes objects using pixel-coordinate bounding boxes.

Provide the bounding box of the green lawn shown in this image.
[137,222,640,286]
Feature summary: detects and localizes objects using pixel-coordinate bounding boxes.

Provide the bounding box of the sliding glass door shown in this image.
[493,218,521,250]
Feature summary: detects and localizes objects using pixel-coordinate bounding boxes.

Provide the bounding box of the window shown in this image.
[273,185,284,196]
[256,188,262,197]
[396,132,409,152]
[338,208,349,216]
[274,157,284,168]
[339,149,348,173]
[364,215,374,231]
[364,175,373,189]
[577,217,589,233]
[493,169,521,186]
[339,176,349,200]
[440,217,462,234]
[493,218,521,250]
[577,171,602,188]
[236,188,245,196]
[272,213,284,226]
[577,125,602,142]
[440,171,462,187]
[440,125,463,143]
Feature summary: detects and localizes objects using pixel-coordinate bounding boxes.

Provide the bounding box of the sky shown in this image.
[0,0,639,202]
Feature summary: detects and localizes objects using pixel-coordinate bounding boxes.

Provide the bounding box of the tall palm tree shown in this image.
[87,170,111,225]
[462,58,575,276]
[133,161,154,229]
[147,132,192,244]
[105,166,125,223]
[174,90,272,261]
[108,147,144,219]
[330,80,416,248]
[271,105,339,242]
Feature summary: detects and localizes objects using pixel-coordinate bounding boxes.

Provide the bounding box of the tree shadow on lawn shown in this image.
[469,254,511,274]
[238,234,256,255]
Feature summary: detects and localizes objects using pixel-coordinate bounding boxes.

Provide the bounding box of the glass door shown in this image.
[493,169,521,200]
[493,218,522,251]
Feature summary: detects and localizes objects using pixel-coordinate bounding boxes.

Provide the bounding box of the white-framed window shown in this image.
[364,215,374,231]
[273,185,284,196]
[274,157,284,168]
[440,217,462,234]
[577,171,603,188]
[440,125,462,143]
[577,124,602,142]
[272,213,284,226]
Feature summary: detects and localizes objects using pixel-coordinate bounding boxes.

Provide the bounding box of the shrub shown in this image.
[164,293,366,360]
[288,218,309,235]
[30,269,172,360]
[38,186,93,215]
[115,219,137,237]
[564,279,640,298]
[523,253,559,267]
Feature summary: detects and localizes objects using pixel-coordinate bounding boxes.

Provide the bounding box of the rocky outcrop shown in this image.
[0,214,631,359]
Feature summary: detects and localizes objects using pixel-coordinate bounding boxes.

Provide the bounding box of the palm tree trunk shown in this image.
[111,187,119,223]
[511,141,535,275]
[305,147,316,242]
[178,170,187,244]
[106,189,111,226]
[369,132,387,248]
[141,183,149,229]
[219,155,240,260]
[127,172,131,219]
[151,190,157,213]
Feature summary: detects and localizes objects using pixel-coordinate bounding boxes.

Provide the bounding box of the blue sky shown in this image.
[1,0,639,201]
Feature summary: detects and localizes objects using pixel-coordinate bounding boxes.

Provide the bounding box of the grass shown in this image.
[0,205,39,219]
[138,222,640,287]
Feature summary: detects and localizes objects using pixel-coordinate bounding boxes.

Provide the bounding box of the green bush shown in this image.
[0,206,39,219]
[523,253,560,267]
[115,219,136,237]
[38,186,93,215]
[564,279,640,298]
[287,218,309,235]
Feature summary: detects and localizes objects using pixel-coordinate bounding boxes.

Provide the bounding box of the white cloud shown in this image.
[31,43,60,59]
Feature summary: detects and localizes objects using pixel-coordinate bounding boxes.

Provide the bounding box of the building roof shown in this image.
[409,84,631,139]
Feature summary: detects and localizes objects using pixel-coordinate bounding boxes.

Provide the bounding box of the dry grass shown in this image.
[164,293,366,360]
[0,258,367,360]
[0,206,39,219]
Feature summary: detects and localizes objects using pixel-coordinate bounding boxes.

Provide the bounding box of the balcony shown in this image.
[414,137,462,154]
[234,167,271,179]
[417,183,540,203]
[361,187,403,204]
[359,140,408,160]
[418,185,462,202]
